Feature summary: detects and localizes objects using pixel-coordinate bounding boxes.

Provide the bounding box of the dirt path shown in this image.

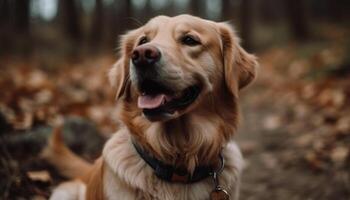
[235,63,350,200]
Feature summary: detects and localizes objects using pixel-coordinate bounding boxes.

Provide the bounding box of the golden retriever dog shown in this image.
[44,14,258,200]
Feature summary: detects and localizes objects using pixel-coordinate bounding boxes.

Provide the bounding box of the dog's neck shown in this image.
[121,90,238,173]
[132,112,236,173]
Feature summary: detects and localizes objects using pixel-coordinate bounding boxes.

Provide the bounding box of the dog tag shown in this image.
[210,154,230,200]
[210,169,230,200]
[210,186,230,200]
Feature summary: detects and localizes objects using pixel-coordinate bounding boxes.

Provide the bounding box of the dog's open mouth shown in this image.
[137,80,201,120]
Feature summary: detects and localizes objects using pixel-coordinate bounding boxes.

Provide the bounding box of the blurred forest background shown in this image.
[0,0,350,199]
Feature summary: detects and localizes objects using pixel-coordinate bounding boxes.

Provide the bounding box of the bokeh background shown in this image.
[0,0,349,199]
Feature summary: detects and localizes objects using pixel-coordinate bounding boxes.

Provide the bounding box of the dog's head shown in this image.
[110,15,257,121]
[109,15,258,165]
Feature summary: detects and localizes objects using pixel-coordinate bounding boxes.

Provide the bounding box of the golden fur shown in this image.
[45,15,258,200]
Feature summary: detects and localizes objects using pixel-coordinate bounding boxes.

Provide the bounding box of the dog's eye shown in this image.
[138,36,149,45]
[181,35,201,46]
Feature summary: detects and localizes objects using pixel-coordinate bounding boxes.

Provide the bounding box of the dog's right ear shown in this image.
[109,29,140,100]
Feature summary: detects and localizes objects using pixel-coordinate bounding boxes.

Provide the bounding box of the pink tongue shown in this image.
[138,94,166,109]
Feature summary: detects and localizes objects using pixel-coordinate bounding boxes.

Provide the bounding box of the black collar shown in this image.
[132,141,224,183]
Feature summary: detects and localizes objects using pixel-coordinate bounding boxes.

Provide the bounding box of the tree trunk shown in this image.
[124,0,133,28]
[108,0,134,46]
[90,0,104,45]
[221,0,232,21]
[259,0,283,23]
[240,0,253,50]
[60,0,81,43]
[327,0,340,21]
[190,0,203,18]
[164,1,175,17]
[0,0,10,27]
[0,0,11,54]
[285,0,309,41]
[142,0,152,22]
[125,0,132,17]
[14,0,30,34]
[327,0,350,21]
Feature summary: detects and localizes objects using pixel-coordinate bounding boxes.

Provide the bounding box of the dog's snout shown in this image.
[132,45,161,67]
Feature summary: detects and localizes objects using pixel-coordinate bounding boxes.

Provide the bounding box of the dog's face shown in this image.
[110,15,257,122]
[130,15,225,121]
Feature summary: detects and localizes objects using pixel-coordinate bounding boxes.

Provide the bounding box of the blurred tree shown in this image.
[106,2,116,42]
[327,0,340,21]
[327,0,350,21]
[14,0,30,34]
[142,0,152,22]
[285,0,309,41]
[124,0,133,28]
[240,0,253,50]
[107,0,134,46]
[163,1,176,17]
[0,0,10,28]
[190,0,204,18]
[221,0,232,21]
[0,0,11,53]
[259,0,284,24]
[60,0,82,43]
[90,0,104,46]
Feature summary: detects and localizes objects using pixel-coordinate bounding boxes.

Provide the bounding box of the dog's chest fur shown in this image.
[102,129,243,200]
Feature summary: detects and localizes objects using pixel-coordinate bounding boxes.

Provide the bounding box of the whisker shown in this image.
[125,17,144,28]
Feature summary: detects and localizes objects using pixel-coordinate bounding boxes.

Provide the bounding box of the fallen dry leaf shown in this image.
[27,171,51,182]
[263,115,281,130]
[331,146,348,165]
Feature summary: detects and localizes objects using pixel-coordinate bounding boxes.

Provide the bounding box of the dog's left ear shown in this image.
[217,23,258,96]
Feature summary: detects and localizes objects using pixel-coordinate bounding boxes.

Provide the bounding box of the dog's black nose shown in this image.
[131,45,161,67]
